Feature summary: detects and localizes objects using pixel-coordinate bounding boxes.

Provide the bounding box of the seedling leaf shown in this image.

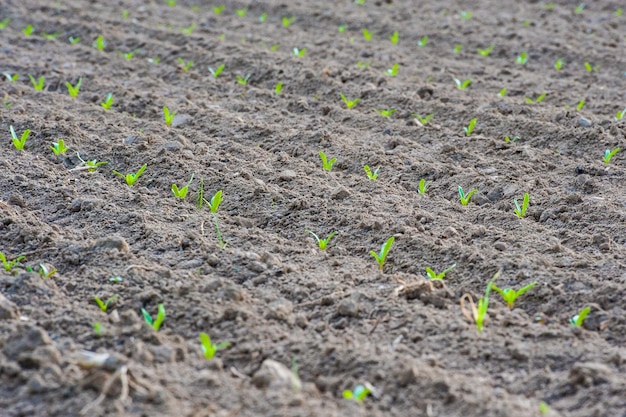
[370,236,394,272]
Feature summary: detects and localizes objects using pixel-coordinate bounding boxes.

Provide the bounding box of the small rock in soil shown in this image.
[266,299,294,323]
[578,117,592,127]
[494,242,507,251]
[171,114,192,127]
[252,359,302,391]
[278,170,297,181]
[91,235,130,254]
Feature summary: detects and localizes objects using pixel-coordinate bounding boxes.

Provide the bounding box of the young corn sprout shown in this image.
[319,151,337,171]
[3,72,18,82]
[386,63,399,77]
[113,164,147,186]
[93,35,105,50]
[177,57,194,72]
[343,384,371,402]
[389,31,399,44]
[454,44,462,53]
[417,179,430,194]
[0,252,24,272]
[172,174,194,198]
[525,93,547,104]
[282,16,296,27]
[10,125,30,151]
[199,332,231,360]
[200,189,226,249]
[376,109,396,118]
[293,47,306,57]
[51,139,68,155]
[100,93,114,110]
[76,153,108,172]
[454,78,472,89]
[213,5,225,14]
[477,45,494,56]
[603,148,620,164]
[615,108,626,120]
[237,73,251,85]
[412,113,433,126]
[68,36,81,44]
[516,52,528,64]
[163,106,177,126]
[23,24,34,36]
[491,282,536,310]
[464,118,477,136]
[554,59,563,70]
[209,64,225,77]
[514,193,530,218]
[460,270,500,332]
[38,264,57,278]
[94,294,119,312]
[417,36,428,47]
[142,304,166,331]
[66,78,82,98]
[426,263,456,280]
[28,74,45,91]
[275,82,283,94]
[370,236,394,272]
[458,186,477,206]
[339,93,360,109]
[306,230,338,251]
[498,88,507,97]
[570,306,591,327]
[362,28,372,41]
[363,165,380,180]
[584,62,599,72]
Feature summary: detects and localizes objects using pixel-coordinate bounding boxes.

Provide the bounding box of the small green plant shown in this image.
[237,73,251,85]
[181,23,196,35]
[93,322,103,336]
[584,62,599,72]
[616,8,623,17]
[539,401,551,415]
[199,332,231,360]
[42,31,61,40]
[306,230,338,251]
[603,147,620,164]
[477,45,494,56]
[516,52,528,64]
[458,186,477,206]
[293,47,306,57]
[94,35,105,50]
[166,0,176,6]
[201,190,226,249]
[514,193,530,218]
[389,31,399,44]
[417,36,428,47]
[177,57,194,72]
[376,108,396,118]
[418,179,430,195]
[343,384,371,402]
[364,165,380,180]
[172,174,194,198]
[38,264,57,279]
[163,106,177,126]
[362,28,371,41]
[461,270,500,332]
[412,113,433,126]
[94,294,119,312]
[3,72,18,82]
[576,99,585,111]
[10,125,30,151]
[460,11,472,19]
[319,151,337,171]
[0,252,25,272]
[491,282,536,310]
[259,13,268,22]
[386,63,399,77]
[454,78,471,89]
[464,118,477,136]
[454,44,462,53]
[615,108,626,120]
[282,16,296,27]
[100,93,114,110]
[525,93,547,104]
[28,74,45,90]
[23,24,34,36]
[212,5,225,14]
[0,18,9,29]
[122,10,129,18]
[142,304,166,331]
[50,139,68,155]
[426,263,456,280]
[77,153,108,172]
[574,3,585,14]
[209,64,225,78]
[148,57,161,64]
[113,163,147,186]
[235,7,247,17]
[357,61,370,68]
[498,88,507,97]
[554,58,563,70]
[275,82,283,94]
[570,306,590,327]
[66,78,82,98]
[504,135,520,143]
[370,236,395,272]
[339,93,360,109]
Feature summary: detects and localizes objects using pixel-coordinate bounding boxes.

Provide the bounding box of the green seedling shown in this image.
[204,189,222,214]
[539,402,551,415]
[0,18,9,29]
[94,35,105,50]
[357,61,370,68]
[113,163,147,186]
[338,25,346,33]
[93,322,103,336]
[109,276,123,283]
[306,230,338,251]
[50,139,68,155]
[77,153,108,172]
[370,236,394,272]
[576,99,585,111]
[603,147,620,164]
[454,78,471,89]
[120,50,134,60]
[570,306,590,327]
[199,332,231,360]
[417,36,428,47]
[237,73,251,85]
[235,7,247,17]
[418,179,430,195]
[100,93,114,110]
[362,28,371,41]
[181,23,196,35]
[122,10,129,18]
[376,108,396,118]
[364,165,380,180]
[172,174,194,198]
[460,11,472,19]
[544,2,555,10]
[339,93,360,109]
[212,5,225,14]
[454,44,462,53]
[269,44,278,51]
[574,3,585,14]
[166,0,176,6]
[10,125,30,150]
[584,62,599,72]
[201,190,226,249]
[426,263,456,280]
[615,108,626,120]
[148,57,161,64]
[23,24,34,36]
[460,270,500,332]
[554,58,563,70]
[343,384,371,402]
[0,253,25,272]
[28,74,45,90]
[275,82,283,94]
[163,106,177,126]
[525,93,547,104]
[319,151,337,171]
[282,16,296,27]
[516,52,528,64]
[477,45,494,56]
[491,282,536,310]
[464,118,477,136]
[66,78,82,98]
[458,186,477,206]
[42,31,61,40]
[616,8,623,17]
[498,88,507,97]
[209,64,224,78]
[3,72,18,82]
[390,31,399,44]
[386,63,399,77]
[142,304,166,331]
[293,47,306,57]
[94,294,119,312]
[514,192,530,218]
[505,135,520,143]
[38,264,57,279]
[259,13,268,22]
[177,57,194,72]
[412,113,433,126]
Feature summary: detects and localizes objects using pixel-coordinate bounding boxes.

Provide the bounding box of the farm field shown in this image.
[1,0,626,416]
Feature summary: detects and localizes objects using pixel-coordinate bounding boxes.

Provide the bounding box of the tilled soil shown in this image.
[1,1,625,416]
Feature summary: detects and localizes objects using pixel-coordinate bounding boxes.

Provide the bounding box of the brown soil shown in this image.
[1,1,625,416]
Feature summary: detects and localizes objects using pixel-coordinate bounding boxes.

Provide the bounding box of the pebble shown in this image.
[578,117,592,127]
[171,114,192,127]
[278,170,297,181]
[494,242,507,251]
[266,299,294,323]
[92,235,130,254]
[252,359,302,391]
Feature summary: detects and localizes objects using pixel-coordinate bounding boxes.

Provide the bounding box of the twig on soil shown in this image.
[80,365,129,416]
[124,264,164,273]
[230,366,249,379]
[460,293,477,323]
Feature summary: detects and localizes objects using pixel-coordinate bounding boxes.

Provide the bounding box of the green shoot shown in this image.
[319,151,337,171]
[94,294,119,312]
[282,16,296,27]
[576,99,585,111]
[460,11,472,19]
[417,179,430,195]
[109,276,123,283]
[386,63,399,77]
[166,0,176,6]
[539,402,551,415]
[389,31,399,44]
[112,163,147,186]
[100,93,114,110]
[338,25,346,33]
[293,47,306,57]
[181,23,196,35]
[77,153,108,172]
[0,252,25,272]
[454,44,462,53]
[458,186,477,206]
[259,13,268,22]
[603,147,620,164]
[464,118,477,136]
[23,24,34,36]
[370,236,395,272]
[141,304,166,331]
[516,52,528,64]
[10,125,30,151]
[207,190,223,214]
[525,93,547,104]
[275,82,283,94]
[417,36,428,47]
[570,306,590,327]
[3,72,18,82]
[491,282,536,310]
[148,57,161,64]
[235,7,247,17]
[94,35,105,51]
[209,64,225,77]
[28,74,45,90]
[356,61,370,68]
[122,10,129,18]
[66,78,82,98]
[505,135,520,143]
[477,45,494,56]
[51,139,68,155]
[574,3,585,14]
[426,263,456,280]
[514,193,530,218]
[172,174,194,198]
[364,165,380,180]
[163,106,177,126]
[177,57,194,72]
[38,264,57,279]
[554,58,563,70]
[339,93,360,109]
[584,62,599,72]
[615,108,626,120]
[0,18,9,29]
[199,332,231,360]
[498,88,507,97]
[616,8,623,17]
[306,230,338,251]
[237,73,251,85]
[42,31,61,40]
[212,5,225,14]
[460,270,500,332]
[343,384,371,402]
[454,78,471,89]
[201,190,226,249]
[362,28,371,41]
[93,322,103,336]
[376,108,396,118]
[412,113,433,126]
